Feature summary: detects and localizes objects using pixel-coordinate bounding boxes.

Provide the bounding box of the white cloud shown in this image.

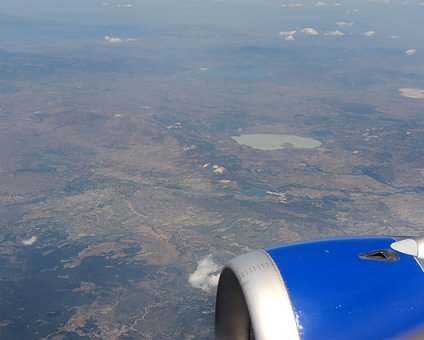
[279,30,297,37]
[279,30,296,40]
[405,49,416,55]
[364,31,376,37]
[316,1,328,6]
[213,165,226,174]
[104,36,136,44]
[389,35,401,39]
[399,88,424,98]
[324,30,344,36]
[189,255,220,292]
[104,36,123,43]
[369,0,391,3]
[281,3,302,7]
[300,28,319,35]
[336,21,353,28]
[117,3,133,7]
[22,236,37,246]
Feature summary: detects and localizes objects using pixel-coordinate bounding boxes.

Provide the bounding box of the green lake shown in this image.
[231,134,322,150]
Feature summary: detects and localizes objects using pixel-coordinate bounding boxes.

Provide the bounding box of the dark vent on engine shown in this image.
[359,249,399,262]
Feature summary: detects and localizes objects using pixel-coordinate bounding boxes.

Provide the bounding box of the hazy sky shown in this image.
[2,0,424,36]
[0,0,423,59]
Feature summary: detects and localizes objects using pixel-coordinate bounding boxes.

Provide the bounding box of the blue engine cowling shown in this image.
[215,236,424,340]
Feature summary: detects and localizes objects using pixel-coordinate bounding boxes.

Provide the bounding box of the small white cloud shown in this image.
[369,0,391,3]
[316,1,328,6]
[279,30,296,40]
[189,255,220,292]
[389,35,401,39]
[405,49,416,55]
[399,88,424,98]
[117,3,133,7]
[324,30,344,36]
[104,35,123,43]
[336,21,353,28]
[104,36,136,44]
[300,28,319,35]
[213,165,226,174]
[364,31,376,37]
[22,236,37,246]
[279,30,297,37]
[282,3,302,7]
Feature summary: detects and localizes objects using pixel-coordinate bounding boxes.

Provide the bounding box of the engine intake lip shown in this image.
[215,250,300,340]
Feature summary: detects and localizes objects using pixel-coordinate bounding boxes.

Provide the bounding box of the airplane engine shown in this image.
[215,236,424,340]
